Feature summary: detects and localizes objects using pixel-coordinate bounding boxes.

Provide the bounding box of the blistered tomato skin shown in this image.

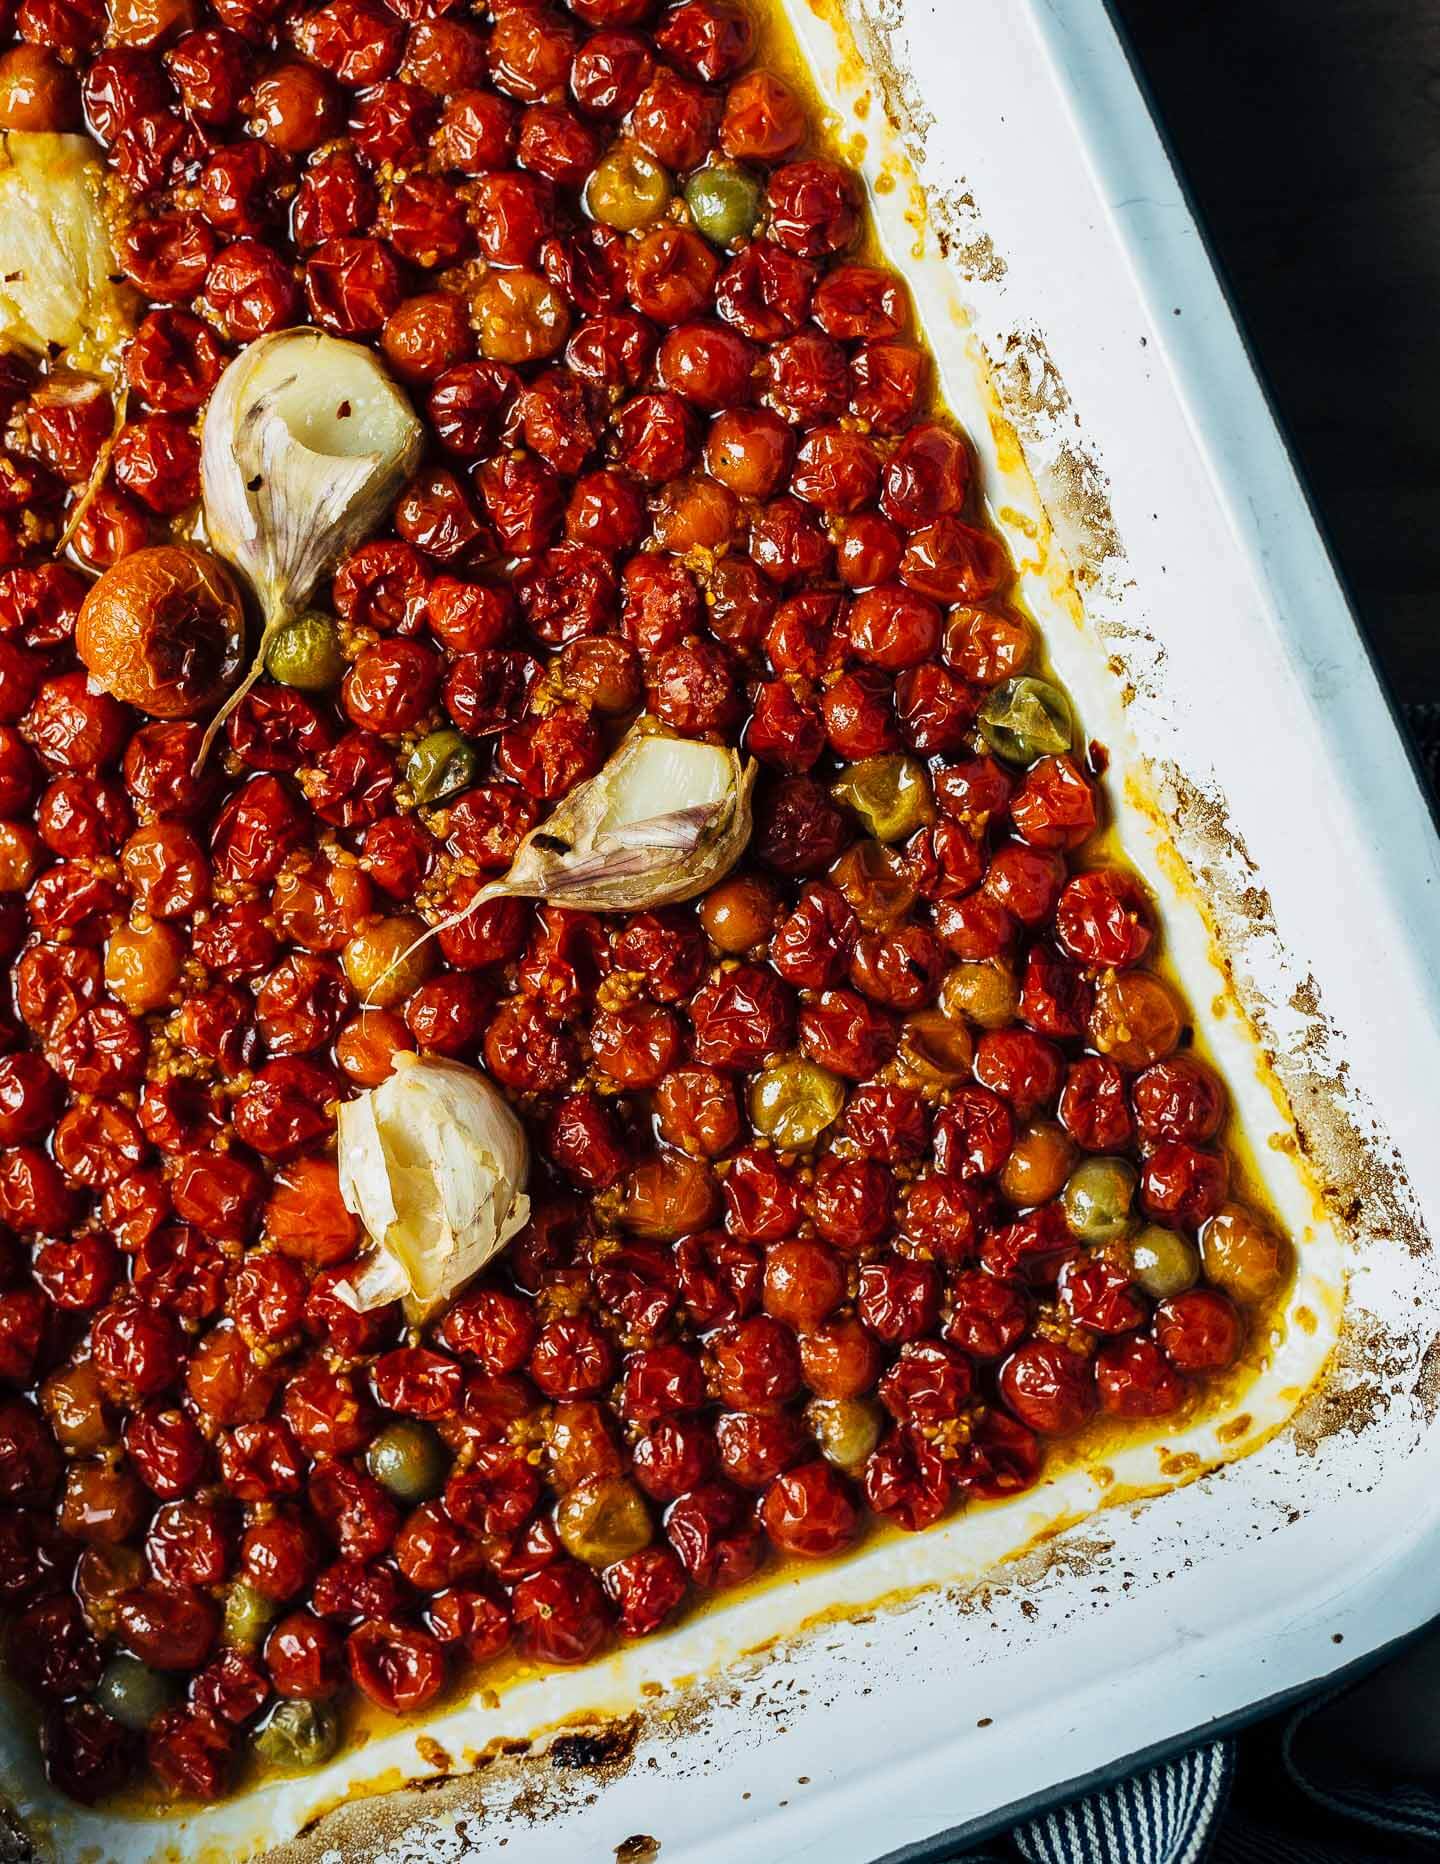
[0,0,1291,1811]
[998,1341,1098,1436]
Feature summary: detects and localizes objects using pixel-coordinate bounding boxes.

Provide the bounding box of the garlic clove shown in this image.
[336,1086,397,1238]
[0,131,137,369]
[336,1055,530,1323]
[357,721,755,1003]
[202,327,423,623]
[197,327,424,764]
[479,719,756,914]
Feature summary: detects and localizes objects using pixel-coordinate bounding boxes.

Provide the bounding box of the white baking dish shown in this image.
[8,1,1440,1858]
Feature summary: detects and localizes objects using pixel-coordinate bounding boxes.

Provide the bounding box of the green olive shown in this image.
[407,727,479,806]
[585,141,672,231]
[366,1419,449,1504]
[1060,1155,1137,1244]
[255,1699,341,1771]
[748,1058,846,1152]
[684,161,763,247]
[805,1396,883,1471]
[265,612,346,691]
[96,1655,176,1732]
[223,1580,278,1651]
[977,676,1073,765]
[831,755,935,842]
[940,959,1020,1030]
[554,1475,652,1568]
[1199,1203,1289,1305]
[1127,1223,1199,1299]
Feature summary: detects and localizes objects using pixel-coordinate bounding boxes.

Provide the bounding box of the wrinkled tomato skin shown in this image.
[945,1270,1030,1360]
[933,1087,1016,1182]
[960,1411,1043,1501]
[1140,1142,1230,1229]
[1154,1289,1243,1374]
[998,1341,1098,1436]
[511,1562,613,1666]
[666,1480,766,1590]
[1132,1056,1227,1145]
[862,1429,952,1534]
[1096,1336,1187,1419]
[1057,1256,1147,1335]
[761,1461,860,1559]
[347,1619,446,1714]
[1059,1056,1135,1154]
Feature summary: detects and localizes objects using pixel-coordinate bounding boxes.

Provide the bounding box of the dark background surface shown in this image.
[1109,0,1440,718]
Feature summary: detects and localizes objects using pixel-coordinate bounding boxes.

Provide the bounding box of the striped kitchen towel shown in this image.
[956,1680,1440,1863]
[983,1741,1235,1864]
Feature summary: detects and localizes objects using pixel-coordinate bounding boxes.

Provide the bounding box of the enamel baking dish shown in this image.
[9,0,1440,1858]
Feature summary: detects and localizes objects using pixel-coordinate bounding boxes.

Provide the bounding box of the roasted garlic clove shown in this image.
[197,327,424,762]
[0,131,136,368]
[479,720,756,913]
[335,1054,530,1323]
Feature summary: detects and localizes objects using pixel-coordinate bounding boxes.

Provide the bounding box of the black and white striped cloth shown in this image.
[1007,1741,1232,1864]
[955,1691,1440,1862]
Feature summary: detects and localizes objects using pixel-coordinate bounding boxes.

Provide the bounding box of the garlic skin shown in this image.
[480,719,756,913]
[0,131,136,369]
[196,328,423,761]
[336,1055,530,1323]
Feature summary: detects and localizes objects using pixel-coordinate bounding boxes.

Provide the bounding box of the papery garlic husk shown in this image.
[201,327,423,625]
[479,719,756,913]
[0,131,137,369]
[336,1054,530,1323]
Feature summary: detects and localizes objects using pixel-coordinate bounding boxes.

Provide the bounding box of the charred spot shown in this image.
[549,1719,638,1771]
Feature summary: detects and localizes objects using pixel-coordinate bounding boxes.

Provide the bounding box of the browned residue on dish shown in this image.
[991,331,1127,589]
[841,0,1426,1304]
[547,1717,641,1772]
[824,0,1129,597]
[269,1719,643,1863]
[977,1533,1116,1595]
[1289,1309,1417,1456]
[1414,1331,1440,1426]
